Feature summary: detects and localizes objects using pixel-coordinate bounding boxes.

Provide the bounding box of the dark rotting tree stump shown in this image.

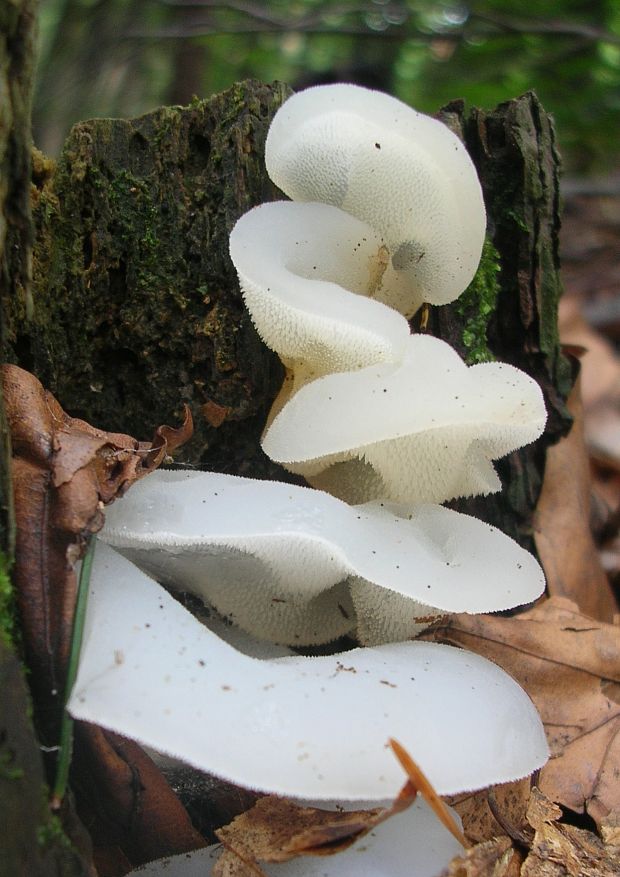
[16,80,292,479]
[431,93,574,544]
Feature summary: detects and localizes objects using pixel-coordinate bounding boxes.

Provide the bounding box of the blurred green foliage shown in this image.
[35,0,620,171]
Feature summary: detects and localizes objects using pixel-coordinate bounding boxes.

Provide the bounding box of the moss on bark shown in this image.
[0,0,36,566]
[451,236,502,365]
[430,93,573,545]
[15,80,291,477]
[0,637,92,877]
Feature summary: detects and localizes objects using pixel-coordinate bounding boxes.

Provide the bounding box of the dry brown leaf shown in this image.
[520,788,620,877]
[442,836,522,877]
[213,740,469,876]
[559,299,620,471]
[72,725,205,871]
[558,298,620,579]
[525,785,563,828]
[533,375,617,621]
[524,821,619,876]
[4,363,192,750]
[559,298,620,411]
[445,790,620,877]
[202,399,232,428]
[447,778,532,845]
[4,364,199,871]
[424,598,620,829]
[214,797,388,877]
[214,850,256,877]
[600,811,620,852]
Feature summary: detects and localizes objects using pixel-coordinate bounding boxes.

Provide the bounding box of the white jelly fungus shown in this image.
[265,83,486,313]
[229,201,412,398]
[101,469,545,646]
[68,83,551,842]
[262,334,547,505]
[68,544,550,801]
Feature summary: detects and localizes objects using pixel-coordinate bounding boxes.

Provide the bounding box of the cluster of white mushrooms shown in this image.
[68,85,551,876]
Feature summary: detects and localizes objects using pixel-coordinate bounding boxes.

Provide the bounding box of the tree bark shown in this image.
[432,94,574,544]
[0,0,37,563]
[0,3,92,873]
[19,79,291,480]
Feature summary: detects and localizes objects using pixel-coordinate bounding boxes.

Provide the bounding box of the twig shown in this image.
[51,536,96,809]
[470,12,620,46]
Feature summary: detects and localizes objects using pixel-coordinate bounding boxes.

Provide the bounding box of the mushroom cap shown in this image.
[265,84,486,312]
[262,334,547,505]
[125,799,464,877]
[69,544,549,800]
[229,201,412,383]
[101,469,545,646]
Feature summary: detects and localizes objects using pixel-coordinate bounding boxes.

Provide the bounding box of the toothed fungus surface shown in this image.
[68,544,549,802]
[262,334,547,505]
[101,469,545,646]
[229,86,545,511]
[229,201,412,400]
[264,83,486,313]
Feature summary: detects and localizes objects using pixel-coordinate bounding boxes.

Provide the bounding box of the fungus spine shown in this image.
[229,200,412,403]
[229,87,546,508]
